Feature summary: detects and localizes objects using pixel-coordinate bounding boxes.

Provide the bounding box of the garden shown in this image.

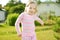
[0,0,60,40]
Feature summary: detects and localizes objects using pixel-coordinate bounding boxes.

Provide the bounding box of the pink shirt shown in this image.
[15,12,44,36]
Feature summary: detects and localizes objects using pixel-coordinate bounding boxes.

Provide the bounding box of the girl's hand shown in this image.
[41,24,44,27]
[41,23,44,27]
[18,33,22,37]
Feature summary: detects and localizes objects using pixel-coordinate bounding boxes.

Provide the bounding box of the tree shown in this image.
[4,1,25,14]
[56,0,60,3]
[9,0,15,3]
[9,4,25,14]
[37,0,41,4]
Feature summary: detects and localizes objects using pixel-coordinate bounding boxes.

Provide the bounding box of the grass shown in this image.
[0,25,58,40]
[37,30,57,40]
[54,32,60,40]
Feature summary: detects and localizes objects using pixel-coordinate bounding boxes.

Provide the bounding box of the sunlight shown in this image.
[0,0,57,7]
[0,0,9,7]
[21,0,29,3]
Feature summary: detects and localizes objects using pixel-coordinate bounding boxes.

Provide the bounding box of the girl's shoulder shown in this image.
[19,12,25,16]
[20,12,27,15]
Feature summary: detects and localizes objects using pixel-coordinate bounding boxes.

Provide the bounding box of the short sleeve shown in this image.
[34,15,40,20]
[34,15,44,25]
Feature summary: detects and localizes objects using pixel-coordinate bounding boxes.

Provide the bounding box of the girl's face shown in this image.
[27,3,37,15]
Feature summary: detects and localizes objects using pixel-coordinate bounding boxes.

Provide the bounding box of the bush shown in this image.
[6,13,19,26]
[0,24,6,27]
[53,24,60,32]
[9,5,25,14]
[52,17,60,33]
[44,20,56,25]
[56,17,60,26]
[5,3,25,14]
[35,21,41,26]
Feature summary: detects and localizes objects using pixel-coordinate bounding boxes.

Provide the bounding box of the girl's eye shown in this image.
[29,7,32,9]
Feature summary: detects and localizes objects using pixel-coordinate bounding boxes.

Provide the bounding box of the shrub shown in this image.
[9,5,25,14]
[56,17,60,26]
[6,13,19,26]
[52,17,60,33]
[44,20,56,25]
[35,21,41,26]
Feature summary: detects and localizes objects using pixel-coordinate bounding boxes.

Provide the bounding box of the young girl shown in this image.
[15,1,44,40]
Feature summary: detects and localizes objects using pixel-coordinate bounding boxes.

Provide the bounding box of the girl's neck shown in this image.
[26,12,34,16]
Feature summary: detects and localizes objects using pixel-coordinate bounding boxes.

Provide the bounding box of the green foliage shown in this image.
[4,3,15,11]
[4,2,25,14]
[37,0,41,4]
[53,24,59,32]
[44,20,56,25]
[56,0,60,3]
[0,24,6,27]
[9,5,25,14]
[52,17,60,33]
[54,32,60,40]
[49,16,57,21]
[6,13,19,26]
[9,0,15,3]
[56,17,60,26]
[35,21,41,26]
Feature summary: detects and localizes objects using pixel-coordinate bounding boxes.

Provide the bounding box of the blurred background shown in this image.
[0,0,60,40]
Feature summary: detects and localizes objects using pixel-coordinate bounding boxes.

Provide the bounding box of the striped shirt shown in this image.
[15,12,43,36]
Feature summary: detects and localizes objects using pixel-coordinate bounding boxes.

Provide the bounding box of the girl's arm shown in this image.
[15,13,23,35]
[34,15,44,26]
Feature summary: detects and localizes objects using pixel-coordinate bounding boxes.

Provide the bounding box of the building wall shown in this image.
[37,3,60,16]
[0,11,5,22]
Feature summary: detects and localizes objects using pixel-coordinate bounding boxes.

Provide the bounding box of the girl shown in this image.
[15,1,44,40]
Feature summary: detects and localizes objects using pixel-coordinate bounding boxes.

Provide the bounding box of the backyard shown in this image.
[0,0,60,40]
[0,24,60,40]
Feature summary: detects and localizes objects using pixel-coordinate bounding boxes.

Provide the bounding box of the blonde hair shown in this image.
[24,1,37,13]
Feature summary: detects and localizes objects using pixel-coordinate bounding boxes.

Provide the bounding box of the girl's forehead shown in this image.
[29,4,37,8]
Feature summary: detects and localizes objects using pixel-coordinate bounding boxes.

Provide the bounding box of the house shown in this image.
[0,4,7,22]
[37,2,60,16]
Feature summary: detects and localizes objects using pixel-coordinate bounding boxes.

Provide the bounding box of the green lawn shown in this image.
[0,26,58,40]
